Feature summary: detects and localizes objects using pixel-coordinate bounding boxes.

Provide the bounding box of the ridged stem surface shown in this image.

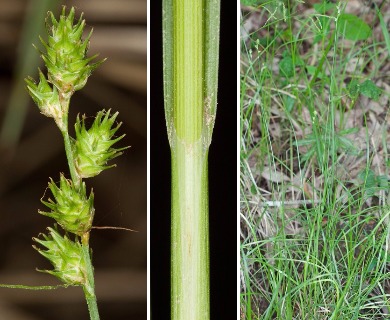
[163,0,220,319]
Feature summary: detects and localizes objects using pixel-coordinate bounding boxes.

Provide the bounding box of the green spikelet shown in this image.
[33,227,86,286]
[73,110,128,178]
[41,6,104,94]
[40,174,94,235]
[25,70,62,127]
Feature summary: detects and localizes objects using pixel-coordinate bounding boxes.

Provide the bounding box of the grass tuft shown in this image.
[240,1,390,319]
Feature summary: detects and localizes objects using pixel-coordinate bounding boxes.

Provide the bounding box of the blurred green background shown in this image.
[0,0,146,318]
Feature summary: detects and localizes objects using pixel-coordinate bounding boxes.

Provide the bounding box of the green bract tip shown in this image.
[73,109,129,178]
[40,174,95,236]
[33,226,86,286]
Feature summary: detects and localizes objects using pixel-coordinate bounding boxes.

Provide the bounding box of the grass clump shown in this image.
[240,1,390,319]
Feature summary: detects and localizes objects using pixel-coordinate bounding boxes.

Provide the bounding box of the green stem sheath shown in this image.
[163,0,220,319]
[171,141,209,319]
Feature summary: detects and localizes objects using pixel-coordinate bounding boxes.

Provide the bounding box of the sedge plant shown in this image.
[162,1,220,319]
[240,1,390,319]
[0,7,128,320]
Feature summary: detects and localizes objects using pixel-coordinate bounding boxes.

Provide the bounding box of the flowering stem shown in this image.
[24,8,126,320]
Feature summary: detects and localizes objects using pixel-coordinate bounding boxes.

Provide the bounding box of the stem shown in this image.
[59,96,99,319]
[82,242,100,320]
[59,97,81,188]
[163,0,220,319]
[171,141,209,319]
[309,32,334,88]
[62,127,80,187]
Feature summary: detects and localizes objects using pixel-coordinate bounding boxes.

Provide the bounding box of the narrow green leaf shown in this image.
[339,127,359,136]
[376,4,390,57]
[313,15,332,44]
[0,284,69,290]
[367,259,377,272]
[338,136,358,154]
[250,183,257,195]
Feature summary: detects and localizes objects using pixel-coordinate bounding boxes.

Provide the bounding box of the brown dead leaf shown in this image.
[261,166,290,183]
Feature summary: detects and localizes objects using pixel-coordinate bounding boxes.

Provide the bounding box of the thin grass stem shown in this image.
[82,244,99,320]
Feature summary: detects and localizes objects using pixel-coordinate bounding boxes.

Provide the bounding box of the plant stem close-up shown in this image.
[163,0,220,319]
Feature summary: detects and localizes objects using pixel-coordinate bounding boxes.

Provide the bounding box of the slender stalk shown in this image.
[60,97,99,320]
[163,0,220,319]
[62,127,80,186]
[59,97,81,188]
[308,32,334,89]
[82,243,100,320]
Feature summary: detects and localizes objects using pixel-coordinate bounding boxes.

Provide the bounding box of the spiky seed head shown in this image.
[40,174,94,236]
[33,227,86,286]
[41,6,104,94]
[25,70,64,129]
[73,109,129,178]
